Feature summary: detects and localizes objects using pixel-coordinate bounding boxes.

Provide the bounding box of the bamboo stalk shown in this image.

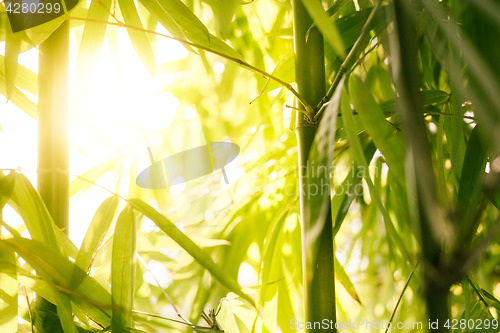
[35,21,70,331]
[391,1,449,331]
[38,21,70,234]
[292,1,336,331]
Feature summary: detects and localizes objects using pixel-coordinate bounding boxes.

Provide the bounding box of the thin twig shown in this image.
[323,0,384,105]
[136,254,194,327]
[466,276,489,309]
[385,259,419,333]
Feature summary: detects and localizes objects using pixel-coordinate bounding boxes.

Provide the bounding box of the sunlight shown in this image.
[67,24,189,246]
[0,21,189,246]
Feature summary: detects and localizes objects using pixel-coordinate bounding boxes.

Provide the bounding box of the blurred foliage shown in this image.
[1,0,500,332]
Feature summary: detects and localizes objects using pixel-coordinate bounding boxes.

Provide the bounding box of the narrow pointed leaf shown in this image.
[349,75,406,185]
[334,256,361,305]
[9,173,64,254]
[1,238,112,326]
[0,244,17,332]
[4,32,22,100]
[76,197,119,272]
[111,206,136,332]
[343,90,412,262]
[52,290,78,333]
[458,126,489,225]
[300,0,345,57]
[117,0,155,75]
[0,71,37,118]
[258,49,295,97]
[0,55,37,95]
[75,0,112,107]
[128,198,255,306]
[70,156,120,197]
[138,0,242,59]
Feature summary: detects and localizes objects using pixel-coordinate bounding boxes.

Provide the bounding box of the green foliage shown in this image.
[1,0,500,332]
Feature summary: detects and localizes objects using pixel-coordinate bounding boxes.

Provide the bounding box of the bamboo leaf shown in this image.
[0,54,37,96]
[148,0,210,45]
[300,0,345,57]
[0,243,17,332]
[1,238,112,326]
[9,173,65,254]
[0,71,37,118]
[332,142,376,236]
[138,0,242,59]
[75,197,119,272]
[138,0,193,53]
[70,157,120,197]
[343,89,412,263]
[128,198,255,306]
[52,290,78,333]
[349,75,406,185]
[378,89,450,115]
[334,256,362,305]
[457,125,488,223]
[258,49,295,97]
[111,206,136,332]
[117,0,155,75]
[4,32,21,101]
[74,0,112,108]
[0,172,15,208]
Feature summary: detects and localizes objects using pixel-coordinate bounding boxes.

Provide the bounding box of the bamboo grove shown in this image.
[1,0,500,332]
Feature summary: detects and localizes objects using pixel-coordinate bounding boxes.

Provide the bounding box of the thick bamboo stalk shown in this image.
[38,21,70,234]
[292,1,336,331]
[35,21,70,331]
[391,1,449,331]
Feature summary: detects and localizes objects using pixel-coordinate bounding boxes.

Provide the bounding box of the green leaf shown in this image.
[74,0,112,108]
[0,54,37,96]
[458,126,489,227]
[258,49,295,97]
[0,172,15,208]
[0,243,17,333]
[128,198,255,306]
[117,0,155,75]
[151,0,210,45]
[349,75,406,185]
[334,256,362,305]
[300,0,345,57]
[379,89,450,115]
[343,89,412,263]
[332,142,376,237]
[138,0,193,53]
[70,157,120,197]
[302,76,345,252]
[75,197,119,272]
[0,71,37,118]
[111,206,136,332]
[52,290,78,333]
[1,238,112,327]
[9,173,65,254]
[138,0,242,59]
[4,32,22,101]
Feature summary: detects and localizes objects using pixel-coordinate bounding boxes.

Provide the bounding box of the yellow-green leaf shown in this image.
[111,206,136,331]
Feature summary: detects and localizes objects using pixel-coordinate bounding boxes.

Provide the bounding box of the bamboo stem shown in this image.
[391,1,449,331]
[38,21,70,234]
[293,1,336,331]
[35,21,70,331]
